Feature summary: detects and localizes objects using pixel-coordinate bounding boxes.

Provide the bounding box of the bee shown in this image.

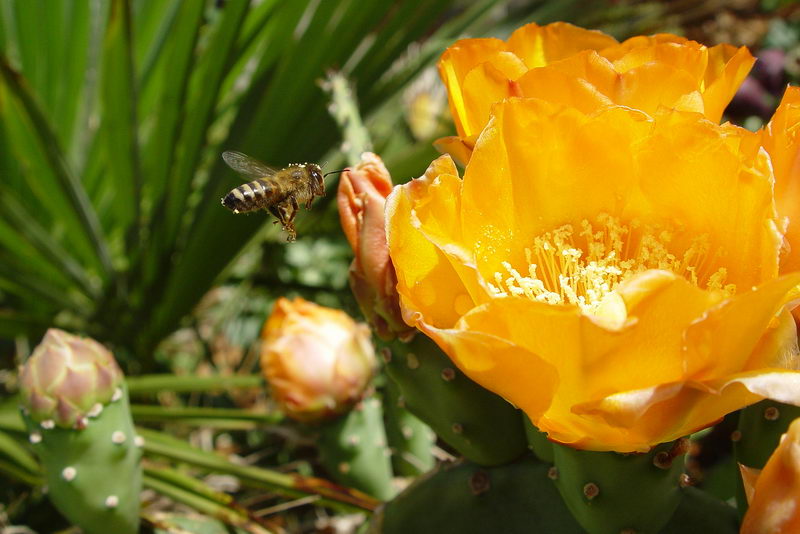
[220,151,342,241]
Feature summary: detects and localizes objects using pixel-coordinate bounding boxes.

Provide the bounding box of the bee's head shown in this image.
[309,164,325,196]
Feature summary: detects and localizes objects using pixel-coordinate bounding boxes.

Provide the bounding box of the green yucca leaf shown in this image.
[0,56,113,276]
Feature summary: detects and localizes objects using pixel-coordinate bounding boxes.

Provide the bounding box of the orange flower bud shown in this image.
[337,152,414,341]
[741,418,800,533]
[260,297,376,422]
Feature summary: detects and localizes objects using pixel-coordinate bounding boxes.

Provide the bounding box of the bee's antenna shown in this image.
[323,169,347,177]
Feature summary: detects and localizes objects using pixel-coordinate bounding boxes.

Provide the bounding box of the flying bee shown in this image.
[220,150,343,241]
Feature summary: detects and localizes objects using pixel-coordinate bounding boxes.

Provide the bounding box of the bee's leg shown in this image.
[305,197,313,210]
[272,200,298,242]
[268,206,284,225]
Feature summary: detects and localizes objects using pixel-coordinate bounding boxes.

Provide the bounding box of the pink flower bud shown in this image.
[19,329,124,428]
[337,152,415,341]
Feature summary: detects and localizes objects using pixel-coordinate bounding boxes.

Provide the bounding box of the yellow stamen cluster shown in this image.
[488,213,735,315]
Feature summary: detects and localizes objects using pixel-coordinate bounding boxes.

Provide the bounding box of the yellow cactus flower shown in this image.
[260,297,376,423]
[386,97,800,452]
[436,22,754,165]
[741,418,800,534]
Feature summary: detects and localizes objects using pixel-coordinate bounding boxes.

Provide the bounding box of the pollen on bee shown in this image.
[488,213,735,317]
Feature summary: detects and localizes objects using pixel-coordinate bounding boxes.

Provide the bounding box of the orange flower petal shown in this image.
[516,50,705,116]
[386,156,474,328]
[701,44,757,122]
[438,23,617,139]
[763,87,800,274]
[741,418,800,533]
[433,135,475,167]
[438,38,509,137]
[739,463,762,504]
[684,274,800,378]
[506,22,618,69]
[600,36,755,122]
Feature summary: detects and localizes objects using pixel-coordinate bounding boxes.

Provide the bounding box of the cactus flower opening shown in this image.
[387,95,800,452]
[260,297,377,423]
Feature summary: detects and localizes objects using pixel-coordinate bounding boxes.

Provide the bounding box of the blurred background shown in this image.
[1,0,799,532]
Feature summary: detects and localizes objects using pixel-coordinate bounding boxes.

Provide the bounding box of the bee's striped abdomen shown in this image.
[222,178,277,213]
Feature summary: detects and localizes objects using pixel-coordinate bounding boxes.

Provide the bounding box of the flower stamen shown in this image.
[489,214,735,316]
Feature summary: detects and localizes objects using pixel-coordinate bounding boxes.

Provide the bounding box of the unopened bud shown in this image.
[19,329,123,428]
[260,298,376,422]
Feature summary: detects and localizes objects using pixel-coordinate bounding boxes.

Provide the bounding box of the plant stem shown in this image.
[126,374,264,395]
[131,405,282,428]
[323,71,372,165]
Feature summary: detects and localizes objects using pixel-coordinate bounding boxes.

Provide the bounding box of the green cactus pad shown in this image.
[552,440,686,534]
[318,396,395,501]
[22,384,142,534]
[524,416,554,463]
[734,400,800,468]
[369,455,583,533]
[660,487,739,534]
[383,378,436,477]
[384,334,527,466]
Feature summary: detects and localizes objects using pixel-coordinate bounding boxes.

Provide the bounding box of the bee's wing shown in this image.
[222,151,276,179]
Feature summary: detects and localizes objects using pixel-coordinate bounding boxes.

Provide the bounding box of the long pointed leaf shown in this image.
[0,192,97,297]
[0,56,113,276]
[100,0,141,246]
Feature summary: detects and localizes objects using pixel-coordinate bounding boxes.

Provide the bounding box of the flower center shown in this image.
[487,213,735,316]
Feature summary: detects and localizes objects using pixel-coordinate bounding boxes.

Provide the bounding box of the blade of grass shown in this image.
[139,1,372,352]
[0,457,42,486]
[0,431,39,476]
[138,427,379,513]
[143,471,275,534]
